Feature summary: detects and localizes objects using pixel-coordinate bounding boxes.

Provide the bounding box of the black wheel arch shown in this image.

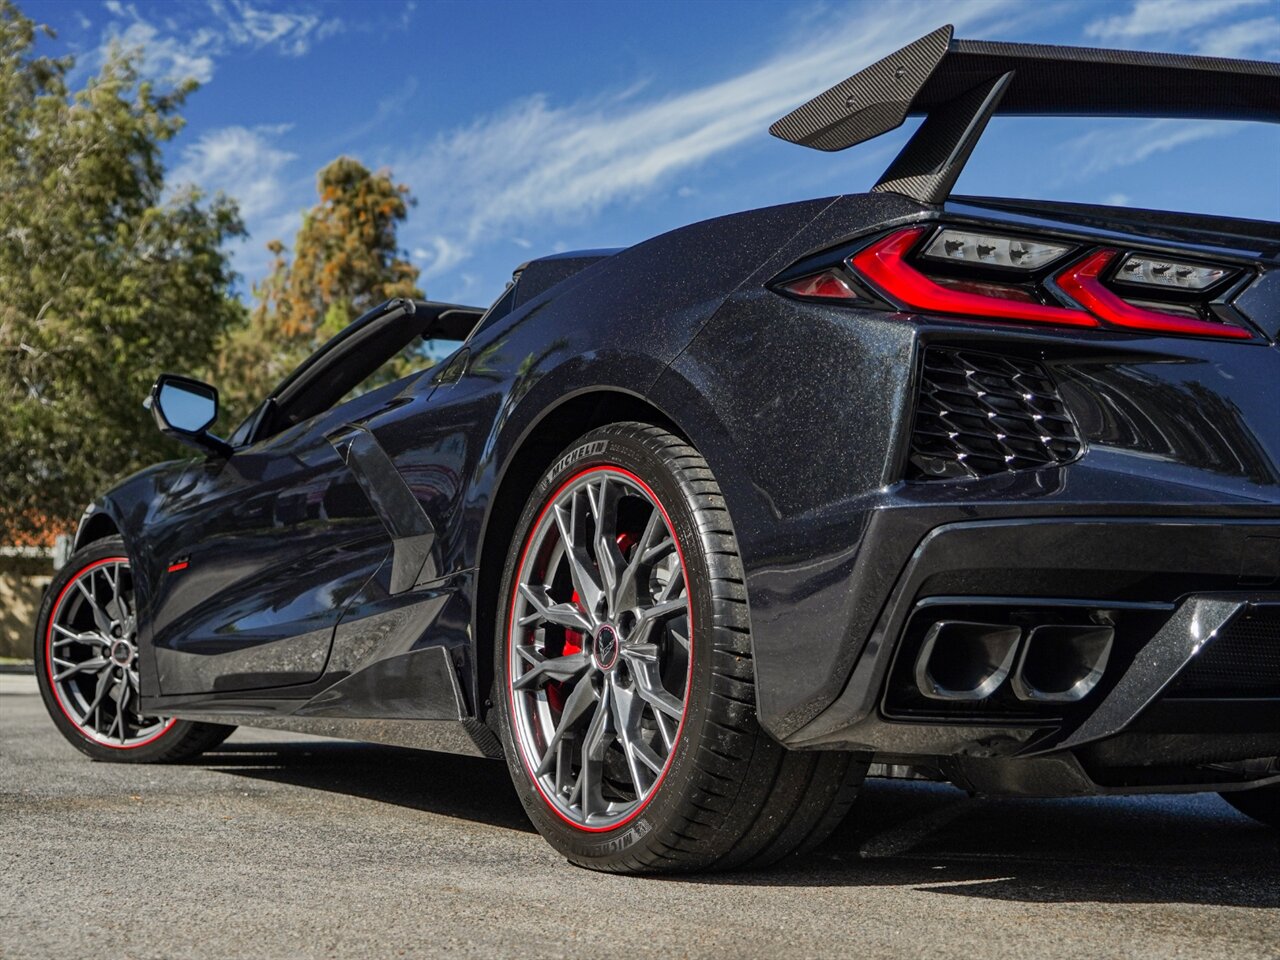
[473,388,687,724]
[74,508,122,552]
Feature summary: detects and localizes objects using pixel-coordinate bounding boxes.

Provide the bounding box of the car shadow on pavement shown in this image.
[197,739,1280,908]
[195,738,537,834]
[681,779,1280,909]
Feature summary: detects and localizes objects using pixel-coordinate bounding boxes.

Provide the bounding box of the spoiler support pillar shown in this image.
[872,70,1013,205]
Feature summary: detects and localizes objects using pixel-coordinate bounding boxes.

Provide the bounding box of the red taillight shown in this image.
[780,270,858,300]
[791,226,1253,341]
[849,228,1099,328]
[1055,249,1253,340]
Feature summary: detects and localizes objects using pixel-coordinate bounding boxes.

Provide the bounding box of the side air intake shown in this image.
[908,348,1083,480]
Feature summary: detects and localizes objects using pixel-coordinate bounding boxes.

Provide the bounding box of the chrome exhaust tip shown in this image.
[1011,624,1115,703]
[914,621,1022,701]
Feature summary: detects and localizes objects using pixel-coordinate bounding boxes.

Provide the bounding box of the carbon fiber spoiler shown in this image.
[771,25,1280,204]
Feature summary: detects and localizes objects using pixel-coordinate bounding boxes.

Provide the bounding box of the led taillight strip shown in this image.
[1056,249,1252,340]
[851,228,1099,327]
[845,227,1252,341]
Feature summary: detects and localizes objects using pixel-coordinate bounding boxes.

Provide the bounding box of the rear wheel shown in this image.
[1221,785,1280,828]
[35,537,235,763]
[494,422,865,873]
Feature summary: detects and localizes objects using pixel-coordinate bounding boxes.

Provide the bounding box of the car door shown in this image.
[139,300,484,697]
[144,379,406,695]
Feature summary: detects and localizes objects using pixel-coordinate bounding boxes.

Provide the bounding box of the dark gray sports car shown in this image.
[37,27,1280,872]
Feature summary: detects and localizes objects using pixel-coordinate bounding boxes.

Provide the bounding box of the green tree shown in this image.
[216,157,423,422]
[291,156,422,340]
[0,1,245,541]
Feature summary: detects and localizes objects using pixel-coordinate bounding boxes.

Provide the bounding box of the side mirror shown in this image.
[145,374,232,458]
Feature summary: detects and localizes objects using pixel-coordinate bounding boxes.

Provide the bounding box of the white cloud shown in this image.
[1194,16,1280,58]
[94,3,212,83]
[1084,0,1280,58]
[1103,192,1132,207]
[1059,119,1230,180]
[169,124,298,220]
[316,18,344,42]
[95,0,341,84]
[1085,0,1264,40]
[411,236,469,278]
[207,0,337,57]
[167,124,304,281]
[389,0,1019,282]
[1061,1,1279,193]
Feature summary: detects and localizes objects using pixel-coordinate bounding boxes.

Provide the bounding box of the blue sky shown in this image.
[24,0,1280,306]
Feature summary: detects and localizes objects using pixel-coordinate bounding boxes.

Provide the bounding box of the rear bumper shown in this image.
[666,285,1280,744]
[770,512,1280,793]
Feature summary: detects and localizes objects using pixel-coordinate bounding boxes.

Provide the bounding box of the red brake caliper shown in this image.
[562,591,585,660]
[545,590,582,713]
[545,532,637,712]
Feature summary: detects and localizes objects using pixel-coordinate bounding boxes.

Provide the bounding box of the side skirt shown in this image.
[166,711,503,759]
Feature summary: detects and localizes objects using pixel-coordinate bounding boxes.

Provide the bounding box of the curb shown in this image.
[0,663,35,675]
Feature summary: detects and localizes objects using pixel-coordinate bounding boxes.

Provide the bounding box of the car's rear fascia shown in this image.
[657,192,1280,796]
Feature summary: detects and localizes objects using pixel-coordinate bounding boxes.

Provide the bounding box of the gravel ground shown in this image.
[2,673,1278,959]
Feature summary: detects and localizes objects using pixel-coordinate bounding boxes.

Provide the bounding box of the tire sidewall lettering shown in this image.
[540,440,609,494]
[574,817,653,859]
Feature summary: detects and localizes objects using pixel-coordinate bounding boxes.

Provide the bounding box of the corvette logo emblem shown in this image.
[593,624,620,670]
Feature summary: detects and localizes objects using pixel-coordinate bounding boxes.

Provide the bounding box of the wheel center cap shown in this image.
[110,640,133,665]
[593,624,620,671]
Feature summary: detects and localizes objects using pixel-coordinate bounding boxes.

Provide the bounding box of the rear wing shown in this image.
[770,24,1280,205]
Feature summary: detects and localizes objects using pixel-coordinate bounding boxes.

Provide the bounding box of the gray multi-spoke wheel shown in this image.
[507,465,692,830]
[494,423,867,873]
[43,556,174,748]
[36,537,235,763]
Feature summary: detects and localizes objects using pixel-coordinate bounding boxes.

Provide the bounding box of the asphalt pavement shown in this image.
[2,673,1278,959]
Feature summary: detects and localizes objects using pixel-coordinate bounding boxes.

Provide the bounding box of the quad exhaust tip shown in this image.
[1011,624,1114,703]
[914,621,1021,701]
[914,620,1115,704]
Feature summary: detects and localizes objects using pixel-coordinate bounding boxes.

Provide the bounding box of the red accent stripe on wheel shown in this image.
[506,464,694,834]
[44,557,178,750]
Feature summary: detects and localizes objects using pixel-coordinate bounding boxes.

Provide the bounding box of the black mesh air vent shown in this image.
[909,349,1084,480]
[1169,605,1280,698]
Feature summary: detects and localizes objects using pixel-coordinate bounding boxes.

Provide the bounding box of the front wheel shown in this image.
[35,537,235,763]
[494,422,865,873]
